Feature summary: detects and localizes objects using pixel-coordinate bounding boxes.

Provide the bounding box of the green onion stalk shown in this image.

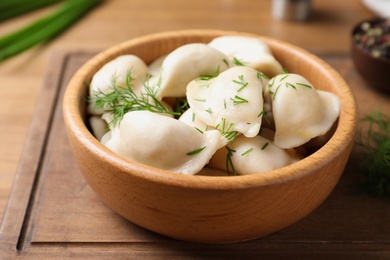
[0,0,102,61]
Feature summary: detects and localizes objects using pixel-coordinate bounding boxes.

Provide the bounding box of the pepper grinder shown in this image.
[272,0,311,21]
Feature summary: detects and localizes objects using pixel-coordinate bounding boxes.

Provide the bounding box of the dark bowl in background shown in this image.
[351,18,390,93]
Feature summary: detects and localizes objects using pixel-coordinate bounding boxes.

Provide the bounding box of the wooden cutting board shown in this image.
[0,51,389,259]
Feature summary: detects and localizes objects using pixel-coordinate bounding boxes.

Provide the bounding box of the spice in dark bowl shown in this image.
[351,18,390,93]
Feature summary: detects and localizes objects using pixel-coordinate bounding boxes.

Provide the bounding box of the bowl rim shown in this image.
[63,29,358,190]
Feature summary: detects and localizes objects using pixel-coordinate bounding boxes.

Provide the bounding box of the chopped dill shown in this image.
[257,71,269,85]
[296,82,312,89]
[230,95,249,105]
[186,146,206,155]
[286,82,297,90]
[232,74,248,92]
[226,146,237,176]
[261,142,269,150]
[232,57,245,66]
[198,66,220,80]
[241,147,253,156]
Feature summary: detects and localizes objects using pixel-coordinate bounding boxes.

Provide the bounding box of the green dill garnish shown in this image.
[296,82,312,89]
[223,58,230,67]
[258,109,271,124]
[205,108,213,114]
[257,110,265,118]
[218,118,238,142]
[226,146,237,176]
[89,70,178,127]
[283,68,289,74]
[186,146,206,155]
[286,82,297,90]
[224,99,227,109]
[279,75,288,82]
[195,127,204,134]
[198,66,220,80]
[232,75,248,92]
[257,71,269,85]
[192,112,195,122]
[174,98,189,118]
[355,109,390,196]
[232,57,245,66]
[230,95,249,105]
[241,148,253,156]
[267,77,276,88]
[194,98,206,102]
[261,142,269,150]
[272,84,281,100]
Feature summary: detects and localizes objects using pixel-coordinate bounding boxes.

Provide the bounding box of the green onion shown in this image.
[0,0,64,21]
[0,0,102,61]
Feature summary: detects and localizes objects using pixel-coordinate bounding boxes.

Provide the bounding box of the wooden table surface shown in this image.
[0,0,388,258]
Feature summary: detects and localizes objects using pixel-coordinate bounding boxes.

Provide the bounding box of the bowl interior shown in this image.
[64,29,357,189]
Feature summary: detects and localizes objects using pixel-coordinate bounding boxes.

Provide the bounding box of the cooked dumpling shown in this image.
[268,73,340,149]
[208,35,283,77]
[89,115,108,141]
[102,110,223,175]
[178,108,210,133]
[208,135,298,175]
[88,55,150,115]
[187,66,264,138]
[156,43,234,99]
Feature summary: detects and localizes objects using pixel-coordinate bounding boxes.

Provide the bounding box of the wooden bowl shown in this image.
[63,30,357,244]
[351,18,390,93]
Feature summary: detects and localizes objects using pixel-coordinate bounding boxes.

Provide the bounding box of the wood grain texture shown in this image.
[0,0,375,231]
[0,50,388,258]
[61,30,357,244]
[0,0,386,258]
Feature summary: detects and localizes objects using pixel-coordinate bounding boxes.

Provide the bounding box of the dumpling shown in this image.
[267,73,340,149]
[88,55,150,115]
[102,110,224,175]
[89,115,108,141]
[187,66,264,139]
[156,43,234,99]
[208,135,298,175]
[208,35,283,77]
[178,108,210,133]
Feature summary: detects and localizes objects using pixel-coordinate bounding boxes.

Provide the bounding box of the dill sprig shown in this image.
[232,57,245,66]
[232,74,248,92]
[89,70,179,127]
[225,146,238,176]
[186,146,206,155]
[355,109,390,196]
[198,66,220,81]
[174,98,190,118]
[217,118,238,142]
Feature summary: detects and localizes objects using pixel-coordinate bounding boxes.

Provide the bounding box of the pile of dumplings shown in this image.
[88,36,340,176]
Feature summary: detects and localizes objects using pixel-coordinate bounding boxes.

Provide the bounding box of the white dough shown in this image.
[157,43,234,98]
[89,115,108,141]
[208,35,283,77]
[187,66,264,138]
[268,73,340,149]
[208,135,298,175]
[88,55,150,115]
[102,111,224,175]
